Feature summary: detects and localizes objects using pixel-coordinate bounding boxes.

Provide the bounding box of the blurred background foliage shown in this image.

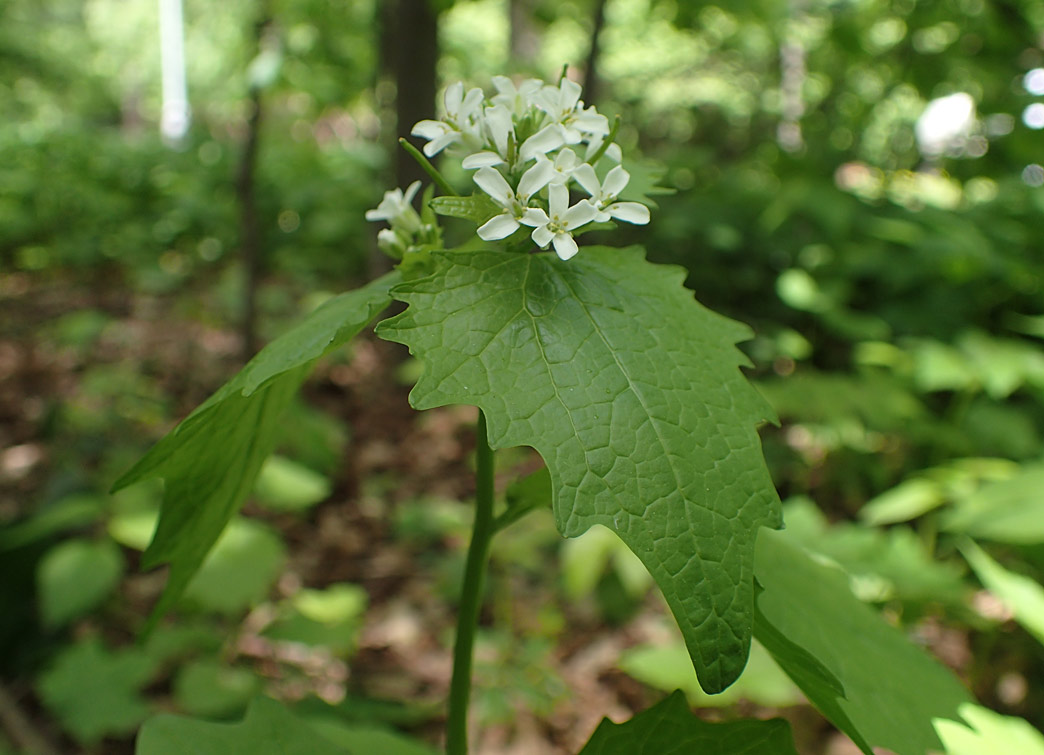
[4,0,1044,752]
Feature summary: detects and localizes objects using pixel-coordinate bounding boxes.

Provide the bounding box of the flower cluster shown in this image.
[366,181,440,259]
[367,75,650,261]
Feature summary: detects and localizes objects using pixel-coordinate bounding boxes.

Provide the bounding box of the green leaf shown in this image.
[619,639,801,708]
[376,247,781,693]
[37,538,125,629]
[254,455,332,512]
[112,272,398,630]
[859,478,946,526]
[495,465,552,532]
[37,638,157,745]
[136,696,348,755]
[429,194,501,224]
[941,463,1044,543]
[934,703,1044,755]
[578,690,798,754]
[173,660,261,719]
[305,722,438,755]
[960,539,1044,647]
[182,518,286,614]
[753,529,973,755]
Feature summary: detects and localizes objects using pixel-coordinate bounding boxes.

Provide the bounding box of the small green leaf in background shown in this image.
[136,696,348,755]
[37,638,157,745]
[253,455,332,512]
[577,690,799,754]
[182,518,286,614]
[960,539,1044,647]
[859,477,945,526]
[112,271,398,630]
[172,660,261,719]
[619,638,801,709]
[942,463,1044,543]
[377,248,782,693]
[37,538,125,630]
[753,529,973,755]
[934,702,1044,755]
[561,524,651,600]
[263,583,368,654]
[782,497,966,605]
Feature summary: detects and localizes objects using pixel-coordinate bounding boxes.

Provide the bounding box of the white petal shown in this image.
[520,125,564,161]
[531,225,554,247]
[558,79,582,111]
[603,165,630,197]
[562,199,599,229]
[403,181,422,204]
[461,87,485,118]
[573,107,609,136]
[548,183,569,217]
[444,82,464,114]
[412,120,448,139]
[571,164,602,197]
[484,104,513,154]
[605,143,623,162]
[552,232,579,260]
[462,151,504,169]
[491,75,514,96]
[608,202,649,224]
[423,131,459,156]
[477,213,520,240]
[473,167,514,206]
[518,158,554,199]
[519,208,549,227]
[364,208,386,221]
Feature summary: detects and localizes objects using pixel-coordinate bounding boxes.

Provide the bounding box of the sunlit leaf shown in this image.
[619,639,801,708]
[578,691,798,754]
[934,702,1044,755]
[377,247,781,693]
[753,529,973,755]
[254,455,332,512]
[942,464,1044,543]
[172,660,261,719]
[960,539,1044,647]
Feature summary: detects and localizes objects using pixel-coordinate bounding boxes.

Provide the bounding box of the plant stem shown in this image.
[446,410,495,755]
[399,137,458,197]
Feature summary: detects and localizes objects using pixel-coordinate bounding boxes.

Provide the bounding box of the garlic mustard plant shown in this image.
[120,73,848,755]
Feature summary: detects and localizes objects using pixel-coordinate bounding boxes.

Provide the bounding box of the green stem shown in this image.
[446,410,495,755]
[399,138,458,196]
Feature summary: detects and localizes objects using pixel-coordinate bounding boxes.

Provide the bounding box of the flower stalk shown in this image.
[446,410,496,755]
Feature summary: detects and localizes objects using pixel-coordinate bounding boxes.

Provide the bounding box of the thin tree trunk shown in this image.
[583,0,608,104]
[393,0,439,191]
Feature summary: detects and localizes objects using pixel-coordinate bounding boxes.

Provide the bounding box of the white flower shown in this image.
[491,75,543,116]
[462,104,515,169]
[571,164,650,225]
[376,228,407,258]
[365,180,423,232]
[519,183,600,260]
[473,161,554,240]
[546,148,580,184]
[411,82,485,157]
[534,79,610,145]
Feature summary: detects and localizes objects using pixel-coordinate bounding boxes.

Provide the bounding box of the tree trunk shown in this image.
[583,0,608,105]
